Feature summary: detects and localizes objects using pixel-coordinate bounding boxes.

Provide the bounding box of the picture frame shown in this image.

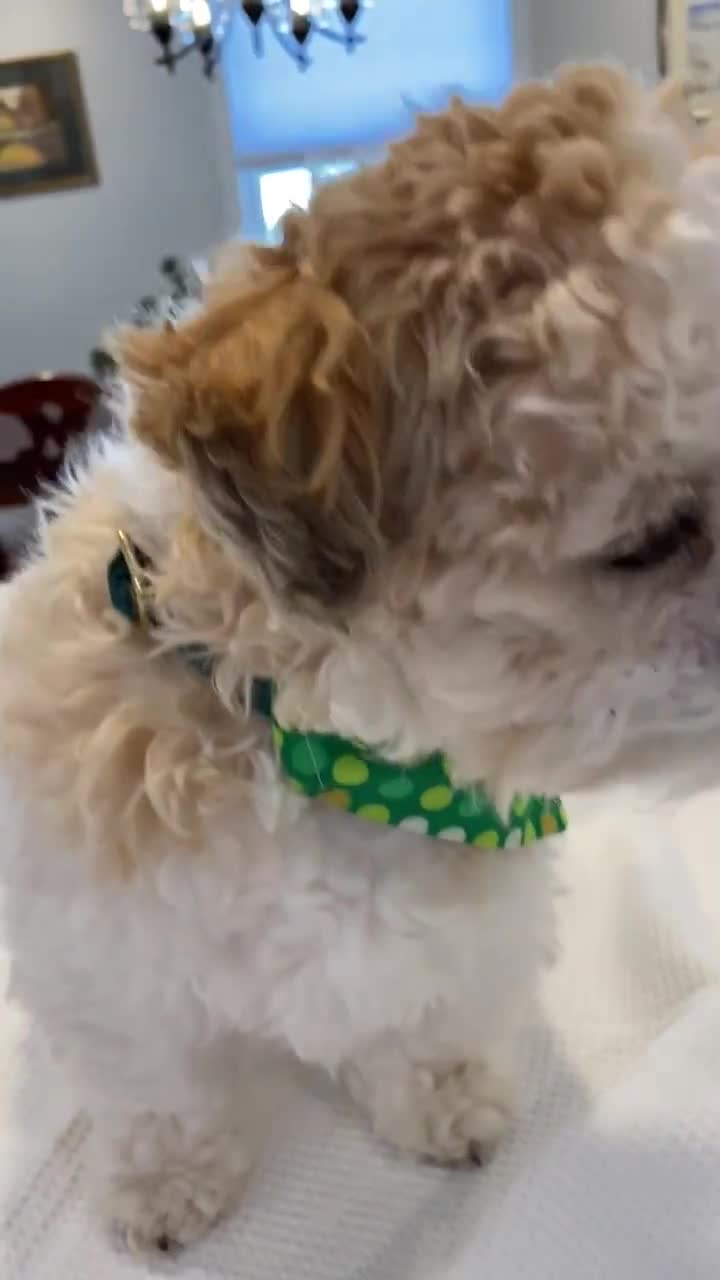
[657,0,672,75]
[0,51,99,199]
[658,0,720,120]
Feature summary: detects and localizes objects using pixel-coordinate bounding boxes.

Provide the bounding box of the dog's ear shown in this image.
[120,266,385,609]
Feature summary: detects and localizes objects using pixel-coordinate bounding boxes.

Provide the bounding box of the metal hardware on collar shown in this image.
[112,530,155,627]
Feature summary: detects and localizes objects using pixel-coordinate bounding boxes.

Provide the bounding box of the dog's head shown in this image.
[121,67,720,794]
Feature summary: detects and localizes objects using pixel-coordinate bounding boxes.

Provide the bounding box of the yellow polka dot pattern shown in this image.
[332,755,370,787]
[107,550,564,847]
[420,785,454,812]
[357,803,391,824]
[272,722,567,849]
[106,548,565,848]
[319,789,351,811]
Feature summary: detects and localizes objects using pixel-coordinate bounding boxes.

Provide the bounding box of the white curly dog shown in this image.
[2,67,720,1252]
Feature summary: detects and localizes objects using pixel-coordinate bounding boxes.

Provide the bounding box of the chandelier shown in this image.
[124,1,370,75]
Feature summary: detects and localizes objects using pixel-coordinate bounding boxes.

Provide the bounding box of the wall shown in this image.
[1,0,661,383]
[525,0,659,82]
[1,0,237,383]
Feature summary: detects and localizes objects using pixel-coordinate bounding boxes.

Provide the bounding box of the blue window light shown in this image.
[225,0,513,238]
[225,0,513,162]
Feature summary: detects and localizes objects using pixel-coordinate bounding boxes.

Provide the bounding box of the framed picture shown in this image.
[657,0,672,75]
[658,0,720,120]
[0,51,98,199]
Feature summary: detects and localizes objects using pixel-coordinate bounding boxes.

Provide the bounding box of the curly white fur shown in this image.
[0,437,554,1249]
[4,68,720,1253]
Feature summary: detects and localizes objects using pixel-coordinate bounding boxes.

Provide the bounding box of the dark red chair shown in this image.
[0,374,101,575]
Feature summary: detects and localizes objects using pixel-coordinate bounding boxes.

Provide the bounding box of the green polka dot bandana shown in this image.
[107,538,567,850]
[273,723,567,849]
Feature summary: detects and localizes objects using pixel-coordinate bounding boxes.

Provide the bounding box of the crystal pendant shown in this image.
[242,0,265,53]
[124,0,371,72]
[242,0,264,23]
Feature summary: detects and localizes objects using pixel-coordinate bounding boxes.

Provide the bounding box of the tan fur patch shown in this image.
[121,271,380,503]
[120,269,387,606]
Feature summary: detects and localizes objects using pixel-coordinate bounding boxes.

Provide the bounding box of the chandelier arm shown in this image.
[315,26,366,47]
[268,17,312,68]
[126,0,369,70]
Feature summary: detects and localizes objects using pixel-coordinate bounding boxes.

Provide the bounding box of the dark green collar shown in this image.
[108,534,567,848]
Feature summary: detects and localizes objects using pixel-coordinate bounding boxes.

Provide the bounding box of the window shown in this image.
[224,0,512,240]
[259,166,313,240]
[238,156,374,240]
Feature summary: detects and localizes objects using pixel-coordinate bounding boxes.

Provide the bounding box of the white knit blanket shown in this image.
[3,786,720,1279]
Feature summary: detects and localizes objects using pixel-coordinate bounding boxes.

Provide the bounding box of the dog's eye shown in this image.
[606,507,707,571]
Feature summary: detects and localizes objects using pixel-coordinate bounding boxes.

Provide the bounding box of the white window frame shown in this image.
[237,146,381,241]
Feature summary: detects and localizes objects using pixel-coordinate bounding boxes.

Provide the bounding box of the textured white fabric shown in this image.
[3,786,720,1279]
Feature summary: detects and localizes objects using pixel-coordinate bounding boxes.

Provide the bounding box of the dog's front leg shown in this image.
[70,1030,257,1254]
[281,835,556,1167]
[340,1029,515,1166]
[6,904,259,1255]
[95,1094,252,1254]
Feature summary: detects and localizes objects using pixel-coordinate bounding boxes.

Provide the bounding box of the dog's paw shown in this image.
[409,1061,514,1166]
[108,1170,234,1254]
[99,1114,252,1255]
[345,1056,514,1167]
